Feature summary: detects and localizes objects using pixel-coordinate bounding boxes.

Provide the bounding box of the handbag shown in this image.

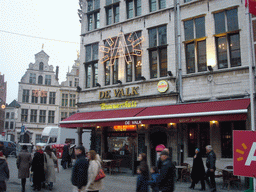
[94,161,105,181]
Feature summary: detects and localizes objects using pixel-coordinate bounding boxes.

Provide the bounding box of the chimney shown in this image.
[56,66,59,81]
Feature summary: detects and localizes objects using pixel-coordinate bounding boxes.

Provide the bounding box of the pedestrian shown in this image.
[136,166,149,192]
[157,148,169,171]
[189,148,205,190]
[157,150,175,192]
[138,153,149,180]
[0,151,9,192]
[148,166,160,192]
[16,145,32,192]
[44,146,58,191]
[0,142,8,158]
[71,146,89,192]
[61,141,71,169]
[31,146,45,191]
[85,150,103,192]
[205,145,216,192]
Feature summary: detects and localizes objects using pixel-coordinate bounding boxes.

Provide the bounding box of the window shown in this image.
[184,16,206,73]
[45,75,51,85]
[49,92,56,105]
[148,26,167,78]
[48,111,55,124]
[149,0,165,12]
[75,78,79,87]
[87,0,100,31]
[29,73,36,84]
[220,121,245,158]
[5,122,9,129]
[22,90,30,103]
[188,122,210,157]
[38,75,43,85]
[6,112,9,119]
[35,134,41,144]
[69,81,73,87]
[30,109,37,123]
[32,90,38,104]
[214,8,241,69]
[40,91,47,104]
[85,43,98,88]
[69,94,76,107]
[106,0,119,25]
[11,112,14,119]
[10,122,14,129]
[184,0,193,2]
[61,112,68,121]
[21,109,28,122]
[39,62,44,71]
[62,94,68,107]
[126,0,141,19]
[39,110,46,123]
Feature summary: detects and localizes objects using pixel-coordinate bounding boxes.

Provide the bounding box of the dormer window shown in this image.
[39,62,44,71]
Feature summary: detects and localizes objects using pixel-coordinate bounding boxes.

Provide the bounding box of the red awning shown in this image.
[59,98,250,128]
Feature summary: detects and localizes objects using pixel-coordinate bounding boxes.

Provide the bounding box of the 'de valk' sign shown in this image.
[99,86,139,99]
[233,130,256,177]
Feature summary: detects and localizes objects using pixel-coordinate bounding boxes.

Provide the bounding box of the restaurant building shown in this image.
[61,0,254,169]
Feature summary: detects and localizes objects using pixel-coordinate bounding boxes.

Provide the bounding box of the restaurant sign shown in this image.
[99,86,139,99]
[100,101,138,110]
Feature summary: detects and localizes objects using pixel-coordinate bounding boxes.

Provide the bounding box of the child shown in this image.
[0,151,10,192]
[136,166,149,192]
[148,166,160,192]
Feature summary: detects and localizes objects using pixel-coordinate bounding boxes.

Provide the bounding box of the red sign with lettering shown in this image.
[233,130,256,177]
[155,144,165,152]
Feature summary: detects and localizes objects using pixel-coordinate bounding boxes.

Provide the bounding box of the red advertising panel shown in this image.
[233,130,256,177]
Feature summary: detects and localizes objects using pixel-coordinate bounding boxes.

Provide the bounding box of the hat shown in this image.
[160,150,169,156]
[196,148,200,152]
[206,145,212,150]
[75,145,86,155]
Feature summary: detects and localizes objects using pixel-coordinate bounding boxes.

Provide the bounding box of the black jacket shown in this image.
[62,145,70,161]
[206,150,216,170]
[31,150,45,183]
[0,146,8,158]
[0,157,9,181]
[71,154,89,189]
[158,158,175,192]
[191,152,205,183]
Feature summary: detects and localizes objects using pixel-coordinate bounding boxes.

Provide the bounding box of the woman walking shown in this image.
[85,150,103,192]
[44,146,58,191]
[189,148,205,190]
[138,153,149,180]
[0,151,9,192]
[31,146,45,191]
[16,145,32,192]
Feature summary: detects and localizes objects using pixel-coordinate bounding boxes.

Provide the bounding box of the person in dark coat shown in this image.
[205,145,216,192]
[61,141,71,169]
[136,166,149,192]
[189,148,205,190]
[0,142,8,158]
[16,145,32,192]
[158,150,175,192]
[71,146,89,191]
[31,146,45,191]
[0,151,9,192]
[157,148,169,171]
[138,153,149,180]
[148,166,160,192]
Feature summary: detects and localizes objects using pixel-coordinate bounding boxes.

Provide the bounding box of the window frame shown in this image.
[48,111,55,124]
[106,2,120,25]
[49,92,56,105]
[149,0,165,12]
[29,73,36,84]
[21,109,28,122]
[30,109,37,123]
[39,110,46,123]
[22,90,30,103]
[45,75,51,85]
[87,0,100,31]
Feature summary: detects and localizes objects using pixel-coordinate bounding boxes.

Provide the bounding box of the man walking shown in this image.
[71,146,89,192]
[205,145,216,192]
[61,141,71,169]
[158,150,175,192]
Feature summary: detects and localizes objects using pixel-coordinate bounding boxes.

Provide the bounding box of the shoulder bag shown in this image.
[94,161,106,181]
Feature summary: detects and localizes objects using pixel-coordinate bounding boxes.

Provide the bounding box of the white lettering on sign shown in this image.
[125,121,130,125]
[132,121,142,124]
[245,142,256,166]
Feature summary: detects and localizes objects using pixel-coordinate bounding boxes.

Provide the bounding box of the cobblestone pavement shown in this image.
[5,157,247,192]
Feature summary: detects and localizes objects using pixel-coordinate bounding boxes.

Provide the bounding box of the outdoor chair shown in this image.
[222,166,241,191]
[180,163,191,182]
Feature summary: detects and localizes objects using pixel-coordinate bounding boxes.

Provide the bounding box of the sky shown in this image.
[0,0,81,104]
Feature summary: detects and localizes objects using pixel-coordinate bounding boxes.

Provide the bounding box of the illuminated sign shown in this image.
[33,90,47,97]
[100,101,137,110]
[99,86,139,99]
[113,125,136,131]
[157,80,169,93]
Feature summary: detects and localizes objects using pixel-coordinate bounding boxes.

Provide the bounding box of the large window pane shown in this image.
[114,6,119,23]
[158,26,167,45]
[105,61,110,85]
[214,12,225,34]
[195,17,205,38]
[86,65,91,88]
[88,0,93,11]
[186,43,195,73]
[126,61,132,82]
[88,14,93,31]
[107,8,112,25]
[92,44,98,60]
[230,34,241,67]
[217,37,228,69]
[160,48,167,77]
[197,41,207,72]
[150,0,157,12]
[86,45,92,62]
[127,1,133,19]
[159,0,166,9]
[149,28,157,47]
[93,63,98,87]
[150,50,158,78]
[95,0,100,9]
[184,20,194,41]
[135,56,142,81]
[227,9,238,32]
[95,12,100,29]
[113,60,118,84]
[135,0,141,16]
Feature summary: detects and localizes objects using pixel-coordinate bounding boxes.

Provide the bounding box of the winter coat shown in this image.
[148,173,160,192]
[0,146,8,158]
[206,150,216,170]
[31,150,45,183]
[16,149,32,178]
[139,160,149,180]
[191,152,205,183]
[85,155,103,191]
[158,158,175,192]
[44,152,57,183]
[136,174,149,192]
[0,157,9,181]
[62,144,70,161]
[71,154,89,189]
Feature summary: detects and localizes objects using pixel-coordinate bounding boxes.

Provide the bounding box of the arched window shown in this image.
[38,75,43,85]
[39,62,44,71]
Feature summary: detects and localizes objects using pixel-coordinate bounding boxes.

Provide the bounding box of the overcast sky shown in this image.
[0,0,81,104]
